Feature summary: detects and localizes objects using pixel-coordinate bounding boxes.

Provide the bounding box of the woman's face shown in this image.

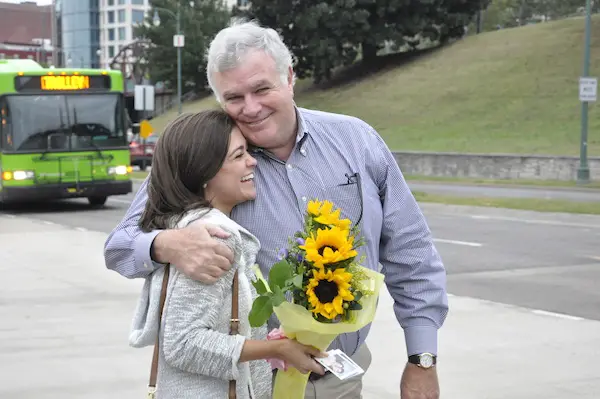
[205,127,257,213]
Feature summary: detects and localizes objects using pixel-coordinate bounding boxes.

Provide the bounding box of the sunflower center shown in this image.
[314,280,339,303]
[318,245,338,256]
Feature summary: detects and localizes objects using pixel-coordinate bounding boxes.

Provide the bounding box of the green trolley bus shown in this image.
[0,59,133,207]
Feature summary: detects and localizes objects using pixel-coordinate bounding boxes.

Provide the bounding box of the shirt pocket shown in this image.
[321,182,363,227]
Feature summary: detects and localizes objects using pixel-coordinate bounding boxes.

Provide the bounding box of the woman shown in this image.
[128,110,324,399]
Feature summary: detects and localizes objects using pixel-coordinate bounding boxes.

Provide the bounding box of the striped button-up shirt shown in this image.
[104,107,449,357]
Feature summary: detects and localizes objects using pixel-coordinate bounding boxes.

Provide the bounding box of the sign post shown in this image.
[578,0,594,184]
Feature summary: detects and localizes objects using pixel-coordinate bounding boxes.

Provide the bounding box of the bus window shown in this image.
[0,98,13,151]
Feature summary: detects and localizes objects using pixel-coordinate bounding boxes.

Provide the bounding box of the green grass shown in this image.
[149,15,600,157]
[412,191,600,215]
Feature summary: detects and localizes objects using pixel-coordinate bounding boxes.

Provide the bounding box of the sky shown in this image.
[0,0,52,4]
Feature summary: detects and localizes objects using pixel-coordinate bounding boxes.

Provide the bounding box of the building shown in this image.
[0,1,53,64]
[53,0,101,69]
[98,0,149,70]
[98,0,251,70]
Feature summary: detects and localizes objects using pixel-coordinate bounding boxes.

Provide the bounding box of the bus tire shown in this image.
[88,196,107,207]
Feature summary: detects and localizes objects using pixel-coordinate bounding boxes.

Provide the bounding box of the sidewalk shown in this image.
[1,215,599,398]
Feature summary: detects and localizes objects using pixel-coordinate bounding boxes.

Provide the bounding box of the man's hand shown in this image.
[400,363,440,399]
[152,223,235,283]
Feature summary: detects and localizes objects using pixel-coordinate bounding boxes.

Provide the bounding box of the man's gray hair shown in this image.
[206,19,295,102]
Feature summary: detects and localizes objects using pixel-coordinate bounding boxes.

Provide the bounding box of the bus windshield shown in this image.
[2,94,126,152]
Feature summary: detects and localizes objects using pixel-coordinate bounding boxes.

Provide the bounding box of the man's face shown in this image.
[212,50,296,151]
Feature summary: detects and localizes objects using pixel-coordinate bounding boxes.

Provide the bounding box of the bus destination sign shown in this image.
[41,75,90,90]
[14,74,111,92]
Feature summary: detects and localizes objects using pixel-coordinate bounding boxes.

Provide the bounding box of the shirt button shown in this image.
[300,148,306,155]
[286,164,293,170]
[302,196,307,202]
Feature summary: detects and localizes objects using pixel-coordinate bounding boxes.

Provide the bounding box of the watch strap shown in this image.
[408,353,437,366]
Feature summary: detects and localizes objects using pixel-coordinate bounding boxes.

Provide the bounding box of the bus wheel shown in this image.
[88,196,108,207]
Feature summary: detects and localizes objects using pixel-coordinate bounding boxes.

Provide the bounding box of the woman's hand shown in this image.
[275,339,327,375]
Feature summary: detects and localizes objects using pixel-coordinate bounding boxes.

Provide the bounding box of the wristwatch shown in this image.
[408,353,437,369]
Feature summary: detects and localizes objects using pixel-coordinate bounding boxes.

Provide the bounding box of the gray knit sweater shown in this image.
[129,208,272,399]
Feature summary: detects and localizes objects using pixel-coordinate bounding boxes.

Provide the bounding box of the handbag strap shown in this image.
[147,266,240,399]
[228,270,239,399]
[148,265,170,397]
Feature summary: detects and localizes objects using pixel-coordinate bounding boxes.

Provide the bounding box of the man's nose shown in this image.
[242,95,261,116]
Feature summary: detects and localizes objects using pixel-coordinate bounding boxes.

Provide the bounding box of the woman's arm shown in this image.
[162,264,247,380]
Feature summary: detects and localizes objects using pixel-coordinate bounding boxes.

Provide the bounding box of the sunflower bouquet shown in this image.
[249,199,384,399]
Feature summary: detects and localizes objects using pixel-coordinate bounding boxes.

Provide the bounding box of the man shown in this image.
[105,20,448,399]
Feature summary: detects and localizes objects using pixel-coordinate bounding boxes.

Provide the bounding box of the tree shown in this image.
[135,0,231,94]
[242,0,487,83]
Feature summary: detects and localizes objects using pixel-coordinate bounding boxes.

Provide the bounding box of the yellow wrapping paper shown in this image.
[255,266,385,399]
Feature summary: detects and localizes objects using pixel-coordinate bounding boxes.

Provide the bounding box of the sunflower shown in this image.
[306,268,355,319]
[307,200,352,231]
[300,226,358,267]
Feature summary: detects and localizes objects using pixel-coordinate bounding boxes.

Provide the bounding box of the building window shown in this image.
[108,46,115,58]
[118,0,125,4]
[118,9,126,23]
[118,27,126,41]
[107,0,114,5]
[132,0,143,4]
[107,11,114,23]
[108,28,115,41]
[132,10,145,24]
[237,0,250,6]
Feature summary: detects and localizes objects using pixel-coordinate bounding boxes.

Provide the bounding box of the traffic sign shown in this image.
[173,34,185,48]
[579,77,597,102]
[134,85,155,111]
[139,120,154,139]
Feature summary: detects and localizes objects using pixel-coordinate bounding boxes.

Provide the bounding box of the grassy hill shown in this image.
[149,15,600,156]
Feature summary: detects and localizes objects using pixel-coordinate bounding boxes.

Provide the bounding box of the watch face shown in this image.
[420,354,434,368]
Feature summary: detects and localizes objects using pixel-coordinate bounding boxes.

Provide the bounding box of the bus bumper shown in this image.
[0,180,132,203]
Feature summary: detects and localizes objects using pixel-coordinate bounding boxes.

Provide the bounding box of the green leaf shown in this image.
[269,260,292,291]
[271,285,287,307]
[248,295,273,327]
[290,274,304,289]
[251,278,269,295]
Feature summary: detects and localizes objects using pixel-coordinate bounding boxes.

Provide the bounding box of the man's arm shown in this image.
[104,177,162,279]
[104,177,236,282]
[366,129,449,357]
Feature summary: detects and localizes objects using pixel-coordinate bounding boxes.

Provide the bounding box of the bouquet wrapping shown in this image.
[249,200,384,399]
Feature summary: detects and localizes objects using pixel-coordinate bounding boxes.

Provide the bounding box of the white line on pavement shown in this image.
[434,238,483,247]
[109,198,134,205]
[469,214,600,229]
[530,309,585,321]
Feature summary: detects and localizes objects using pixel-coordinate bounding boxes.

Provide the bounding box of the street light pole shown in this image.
[578,0,592,184]
[176,4,182,115]
[153,2,189,116]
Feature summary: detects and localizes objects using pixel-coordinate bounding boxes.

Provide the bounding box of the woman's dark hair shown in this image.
[139,109,234,232]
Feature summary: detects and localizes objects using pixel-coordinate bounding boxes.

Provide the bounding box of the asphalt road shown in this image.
[2,181,600,322]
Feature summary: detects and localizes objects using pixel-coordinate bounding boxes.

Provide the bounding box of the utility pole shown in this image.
[578,0,593,184]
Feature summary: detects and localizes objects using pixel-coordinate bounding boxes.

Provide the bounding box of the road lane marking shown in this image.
[469,214,600,229]
[433,238,483,247]
[530,309,584,321]
[108,198,134,205]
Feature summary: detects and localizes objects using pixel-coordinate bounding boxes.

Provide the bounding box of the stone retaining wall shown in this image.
[392,151,600,181]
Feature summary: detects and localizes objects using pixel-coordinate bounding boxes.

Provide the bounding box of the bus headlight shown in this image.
[108,166,129,175]
[2,170,35,181]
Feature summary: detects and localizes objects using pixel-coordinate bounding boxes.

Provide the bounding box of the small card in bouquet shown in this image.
[315,349,365,380]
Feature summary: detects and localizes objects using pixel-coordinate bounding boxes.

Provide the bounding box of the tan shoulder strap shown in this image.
[146,266,239,399]
[229,271,239,399]
[147,265,170,398]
